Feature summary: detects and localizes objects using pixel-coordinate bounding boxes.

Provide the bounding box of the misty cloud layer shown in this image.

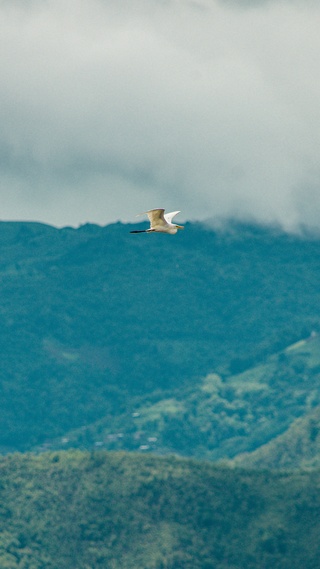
[0,0,320,229]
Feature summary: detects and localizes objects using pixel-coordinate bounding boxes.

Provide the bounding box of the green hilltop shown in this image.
[232,404,320,470]
[0,450,319,569]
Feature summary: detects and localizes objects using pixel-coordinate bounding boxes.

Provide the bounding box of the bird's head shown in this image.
[175,225,184,230]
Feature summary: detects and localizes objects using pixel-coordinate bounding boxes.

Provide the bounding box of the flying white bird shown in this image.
[130,209,184,235]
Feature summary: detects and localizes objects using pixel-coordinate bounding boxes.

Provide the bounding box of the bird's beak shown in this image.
[176,225,184,230]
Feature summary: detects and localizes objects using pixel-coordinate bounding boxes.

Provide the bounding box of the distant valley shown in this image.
[51,333,320,469]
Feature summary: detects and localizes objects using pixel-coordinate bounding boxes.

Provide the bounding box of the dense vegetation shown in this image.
[0,450,319,569]
[1,220,320,463]
[233,404,320,470]
[58,333,320,463]
[1,221,320,567]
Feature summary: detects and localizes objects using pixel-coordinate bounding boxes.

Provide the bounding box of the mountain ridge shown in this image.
[0,219,320,466]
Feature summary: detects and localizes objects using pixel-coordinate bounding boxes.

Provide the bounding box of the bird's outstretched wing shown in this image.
[138,209,167,228]
[164,211,181,224]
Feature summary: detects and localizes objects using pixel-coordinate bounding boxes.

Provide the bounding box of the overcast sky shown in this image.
[0,0,320,230]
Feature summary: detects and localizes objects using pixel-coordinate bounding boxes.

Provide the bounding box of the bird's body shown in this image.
[130,208,184,235]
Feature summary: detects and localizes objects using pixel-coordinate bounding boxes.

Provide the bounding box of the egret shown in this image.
[130,209,184,235]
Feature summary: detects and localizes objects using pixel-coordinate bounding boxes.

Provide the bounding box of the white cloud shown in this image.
[0,0,320,229]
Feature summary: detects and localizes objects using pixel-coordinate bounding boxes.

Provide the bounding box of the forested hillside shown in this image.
[0,220,320,461]
[233,404,320,470]
[0,450,320,569]
[57,333,320,462]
